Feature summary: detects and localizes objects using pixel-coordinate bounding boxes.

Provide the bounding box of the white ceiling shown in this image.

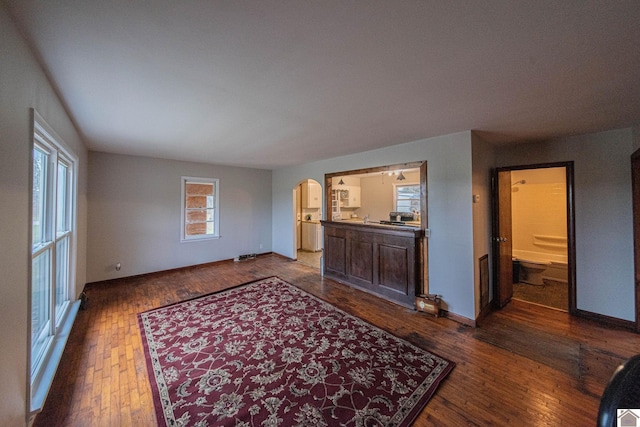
[6,1,640,169]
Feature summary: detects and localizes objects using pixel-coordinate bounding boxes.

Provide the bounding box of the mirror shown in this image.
[324,161,427,229]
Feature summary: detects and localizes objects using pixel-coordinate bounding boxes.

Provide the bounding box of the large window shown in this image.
[181,177,219,241]
[394,183,420,212]
[30,112,76,397]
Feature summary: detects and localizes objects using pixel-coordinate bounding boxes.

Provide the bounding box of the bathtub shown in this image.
[512,248,568,284]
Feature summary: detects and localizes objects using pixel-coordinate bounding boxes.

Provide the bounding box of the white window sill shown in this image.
[180,235,221,243]
[29,300,81,420]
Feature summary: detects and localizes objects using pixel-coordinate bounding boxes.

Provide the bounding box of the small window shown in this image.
[394,183,420,212]
[181,177,219,241]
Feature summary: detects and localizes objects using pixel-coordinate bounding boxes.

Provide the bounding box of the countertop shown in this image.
[335,218,421,227]
[321,219,424,236]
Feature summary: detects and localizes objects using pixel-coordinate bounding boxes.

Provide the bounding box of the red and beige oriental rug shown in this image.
[138,276,454,427]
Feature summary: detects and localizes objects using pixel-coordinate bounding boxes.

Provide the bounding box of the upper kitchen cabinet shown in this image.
[342,186,360,208]
[331,176,361,210]
[301,180,322,208]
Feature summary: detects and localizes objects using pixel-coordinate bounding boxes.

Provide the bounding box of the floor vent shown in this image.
[234,253,257,262]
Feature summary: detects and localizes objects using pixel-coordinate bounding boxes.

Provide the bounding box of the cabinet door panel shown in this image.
[325,235,346,275]
[349,240,373,283]
[302,182,322,208]
[378,244,409,294]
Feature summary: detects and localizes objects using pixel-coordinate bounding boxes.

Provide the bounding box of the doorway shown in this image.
[294,179,322,269]
[492,162,576,313]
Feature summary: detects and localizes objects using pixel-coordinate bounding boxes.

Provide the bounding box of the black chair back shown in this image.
[597,354,640,427]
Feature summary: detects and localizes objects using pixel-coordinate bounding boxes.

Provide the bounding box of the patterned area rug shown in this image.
[138,276,454,426]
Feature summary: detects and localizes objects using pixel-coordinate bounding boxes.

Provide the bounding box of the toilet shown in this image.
[517,259,550,286]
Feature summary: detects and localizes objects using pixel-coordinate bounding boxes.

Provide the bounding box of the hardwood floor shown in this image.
[35,254,640,426]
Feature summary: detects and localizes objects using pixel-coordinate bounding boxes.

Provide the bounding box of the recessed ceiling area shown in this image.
[6,1,640,169]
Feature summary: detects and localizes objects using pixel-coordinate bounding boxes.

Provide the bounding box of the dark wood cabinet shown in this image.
[321,221,423,308]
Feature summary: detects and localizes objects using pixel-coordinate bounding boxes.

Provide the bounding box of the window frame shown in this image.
[180,176,220,242]
[29,110,79,415]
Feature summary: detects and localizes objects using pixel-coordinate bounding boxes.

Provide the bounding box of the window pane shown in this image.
[55,236,70,324]
[32,250,51,371]
[186,222,208,236]
[56,162,68,234]
[186,195,208,208]
[186,209,207,222]
[33,148,48,248]
[397,186,420,198]
[186,183,213,195]
[397,200,412,211]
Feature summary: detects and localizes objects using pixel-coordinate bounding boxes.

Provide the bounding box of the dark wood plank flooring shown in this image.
[34,254,640,426]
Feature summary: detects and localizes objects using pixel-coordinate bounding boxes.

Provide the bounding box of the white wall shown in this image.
[272,131,476,320]
[87,152,272,282]
[471,132,495,316]
[496,128,635,321]
[0,5,89,425]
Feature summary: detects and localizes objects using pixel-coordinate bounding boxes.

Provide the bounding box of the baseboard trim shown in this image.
[271,252,295,261]
[442,310,476,327]
[574,308,637,332]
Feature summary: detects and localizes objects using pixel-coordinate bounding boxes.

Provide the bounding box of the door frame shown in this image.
[492,161,577,314]
[491,169,513,308]
[630,149,640,332]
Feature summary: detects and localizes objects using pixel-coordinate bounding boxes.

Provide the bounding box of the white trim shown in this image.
[180,176,220,242]
[28,109,79,418]
[29,301,80,417]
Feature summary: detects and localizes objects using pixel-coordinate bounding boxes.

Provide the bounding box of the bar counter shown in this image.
[320,220,425,308]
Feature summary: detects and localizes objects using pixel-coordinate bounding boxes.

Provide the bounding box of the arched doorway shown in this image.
[293,178,322,268]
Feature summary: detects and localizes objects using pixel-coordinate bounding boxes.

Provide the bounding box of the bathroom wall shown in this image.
[511,167,567,262]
